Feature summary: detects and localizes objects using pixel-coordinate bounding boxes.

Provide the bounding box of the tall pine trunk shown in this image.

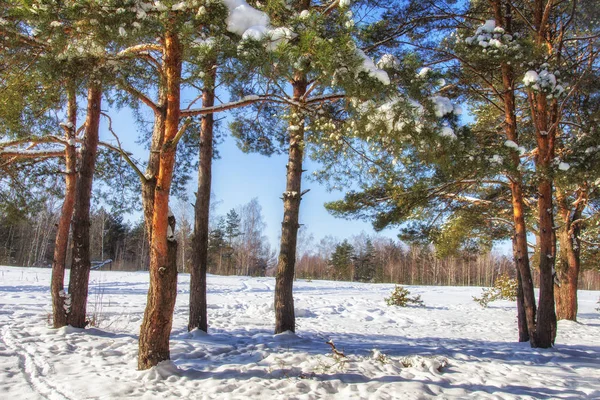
[51,83,77,328]
[528,0,557,348]
[274,77,307,334]
[530,90,557,348]
[189,64,216,332]
[554,189,583,321]
[67,83,102,328]
[138,30,182,370]
[491,0,536,343]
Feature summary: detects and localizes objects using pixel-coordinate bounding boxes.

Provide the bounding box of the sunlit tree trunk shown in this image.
[138,30,181,370]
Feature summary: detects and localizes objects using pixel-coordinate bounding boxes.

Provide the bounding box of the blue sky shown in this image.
[100,105,401,249]
[210,134,401,247]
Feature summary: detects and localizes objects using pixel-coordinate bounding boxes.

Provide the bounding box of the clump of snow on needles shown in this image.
[523,64,565,97]
[430,96,460,117]
[224,0,269,36]
[440,126,457,140]
[223,0,295,51]
[357,49,391,85]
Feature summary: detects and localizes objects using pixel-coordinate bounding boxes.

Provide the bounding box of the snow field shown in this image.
[0,266,598,399]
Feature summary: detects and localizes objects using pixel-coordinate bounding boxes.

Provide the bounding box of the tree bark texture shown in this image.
[530,89,557,348]
[189,64,216,333]
[274,77,307,334]
[528,0,558,349]
[67,83,102,328]
[492,0,537,343]
[554,189,583,321]
[51,83,77,328]
[141,99,166,242]
[138,30,182,370]
[495,0,536,343]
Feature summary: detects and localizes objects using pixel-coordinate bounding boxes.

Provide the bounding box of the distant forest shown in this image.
[3,198,599,290]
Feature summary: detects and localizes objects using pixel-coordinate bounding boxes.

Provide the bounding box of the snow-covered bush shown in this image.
[385,285,423,307]
[473,274,518,307]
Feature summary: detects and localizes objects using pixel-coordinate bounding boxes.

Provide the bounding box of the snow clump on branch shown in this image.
[223,0,295,51]
[430,96,460,117]
[522,64,566,98]
[377,54,401,70]
[463,20,521,56]
[356,49,390,85]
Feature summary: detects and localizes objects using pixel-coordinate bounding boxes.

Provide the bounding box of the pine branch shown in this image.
[0,149,64,159]
[180,95,273,117]
[117,80,161,114]
[99,112,146,182]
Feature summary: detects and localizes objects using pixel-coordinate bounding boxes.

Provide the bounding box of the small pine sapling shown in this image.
[385,285,424,307]
[473,274,518,307]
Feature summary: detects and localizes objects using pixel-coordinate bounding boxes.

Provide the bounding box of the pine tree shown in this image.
[329,240,355,281]
[354,239,376,282]
[227,0,411,333]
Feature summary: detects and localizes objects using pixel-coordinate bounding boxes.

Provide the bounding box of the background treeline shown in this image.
[4,197,599,290]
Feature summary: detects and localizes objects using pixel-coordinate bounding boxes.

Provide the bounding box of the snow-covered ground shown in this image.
[0,266,598,399]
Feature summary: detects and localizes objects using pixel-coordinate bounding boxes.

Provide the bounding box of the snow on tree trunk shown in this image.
[67,83,102,328]
[189,63,216,333]
[51,83,77,329]
[274,77,307,334]
[138,30,182,370]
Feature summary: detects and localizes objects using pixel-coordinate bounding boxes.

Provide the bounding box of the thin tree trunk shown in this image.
[189,63,216,332]
[274,77,307,334]
[51,83,77,328]
[138,30,182,370]
[67,83,102,328]
[512,236,530,342]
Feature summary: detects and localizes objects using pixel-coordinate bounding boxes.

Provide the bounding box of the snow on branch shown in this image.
[0,25,47,48]
[0,149,64,159]
[0,135,66,149]
[180,95,272,117]
[116,43,163,57]
[443,193,492,205]
[305,94,345,104]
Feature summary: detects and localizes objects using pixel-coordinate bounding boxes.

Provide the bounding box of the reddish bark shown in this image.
[529,89,557,348]
[492,0,536,343]
[189,64,216,333]
[51,83,77,328]
[138,30,182,370]
[528,0,558,348]
[67,83,102,328]
[554,189,584,321]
